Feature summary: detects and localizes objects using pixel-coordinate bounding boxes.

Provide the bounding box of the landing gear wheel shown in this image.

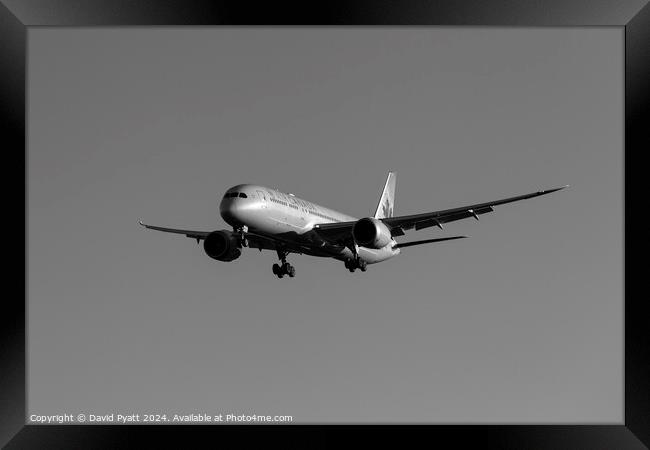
[274,249,292,278]
[273,263,285,278]
[273,257,296,278]
[345,258,367,273]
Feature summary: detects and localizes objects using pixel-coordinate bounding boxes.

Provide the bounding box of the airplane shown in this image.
[140,172,568,278]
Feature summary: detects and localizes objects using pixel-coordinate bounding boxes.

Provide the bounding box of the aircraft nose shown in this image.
[220,197,259,227]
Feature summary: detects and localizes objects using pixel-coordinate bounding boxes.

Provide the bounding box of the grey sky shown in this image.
[28,28,622,423]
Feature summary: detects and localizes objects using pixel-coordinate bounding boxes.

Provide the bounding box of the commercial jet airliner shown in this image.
[140,172,567,278]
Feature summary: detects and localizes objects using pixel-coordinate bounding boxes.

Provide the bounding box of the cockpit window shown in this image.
[223,191,248,199]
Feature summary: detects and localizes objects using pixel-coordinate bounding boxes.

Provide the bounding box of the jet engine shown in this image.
[352,217,392,249]
[203,230,242,261]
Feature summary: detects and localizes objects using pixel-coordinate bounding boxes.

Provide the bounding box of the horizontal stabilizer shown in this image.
[394,235,467,249]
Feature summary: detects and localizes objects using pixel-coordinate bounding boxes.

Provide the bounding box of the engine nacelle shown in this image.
[352,217,392,249]
[203,230,241,262]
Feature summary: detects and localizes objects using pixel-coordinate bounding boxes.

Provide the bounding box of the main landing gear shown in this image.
[273,249,296,278]
[344,258,367,273]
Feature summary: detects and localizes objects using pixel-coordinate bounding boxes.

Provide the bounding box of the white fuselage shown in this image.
[219,184,400,264]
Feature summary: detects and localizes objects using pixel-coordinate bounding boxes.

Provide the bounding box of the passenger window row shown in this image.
[270,198,336,220]
[309,210,338,222]
[270,198,288,206]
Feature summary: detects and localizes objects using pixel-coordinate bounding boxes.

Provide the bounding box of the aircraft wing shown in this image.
[139,221,310,254]
[139,221,210,241]
[382,186,568,234]
[313,186,568,243]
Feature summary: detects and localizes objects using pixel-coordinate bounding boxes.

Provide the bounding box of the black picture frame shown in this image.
[2,1,647,447]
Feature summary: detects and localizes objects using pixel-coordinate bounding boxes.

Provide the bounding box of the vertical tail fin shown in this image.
[373,171,396,219]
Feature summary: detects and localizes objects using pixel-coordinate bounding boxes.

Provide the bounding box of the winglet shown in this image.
[532,185,569,197]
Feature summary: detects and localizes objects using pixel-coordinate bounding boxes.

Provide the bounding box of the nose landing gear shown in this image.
[273,249,296,278]
[235,226,248,247]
